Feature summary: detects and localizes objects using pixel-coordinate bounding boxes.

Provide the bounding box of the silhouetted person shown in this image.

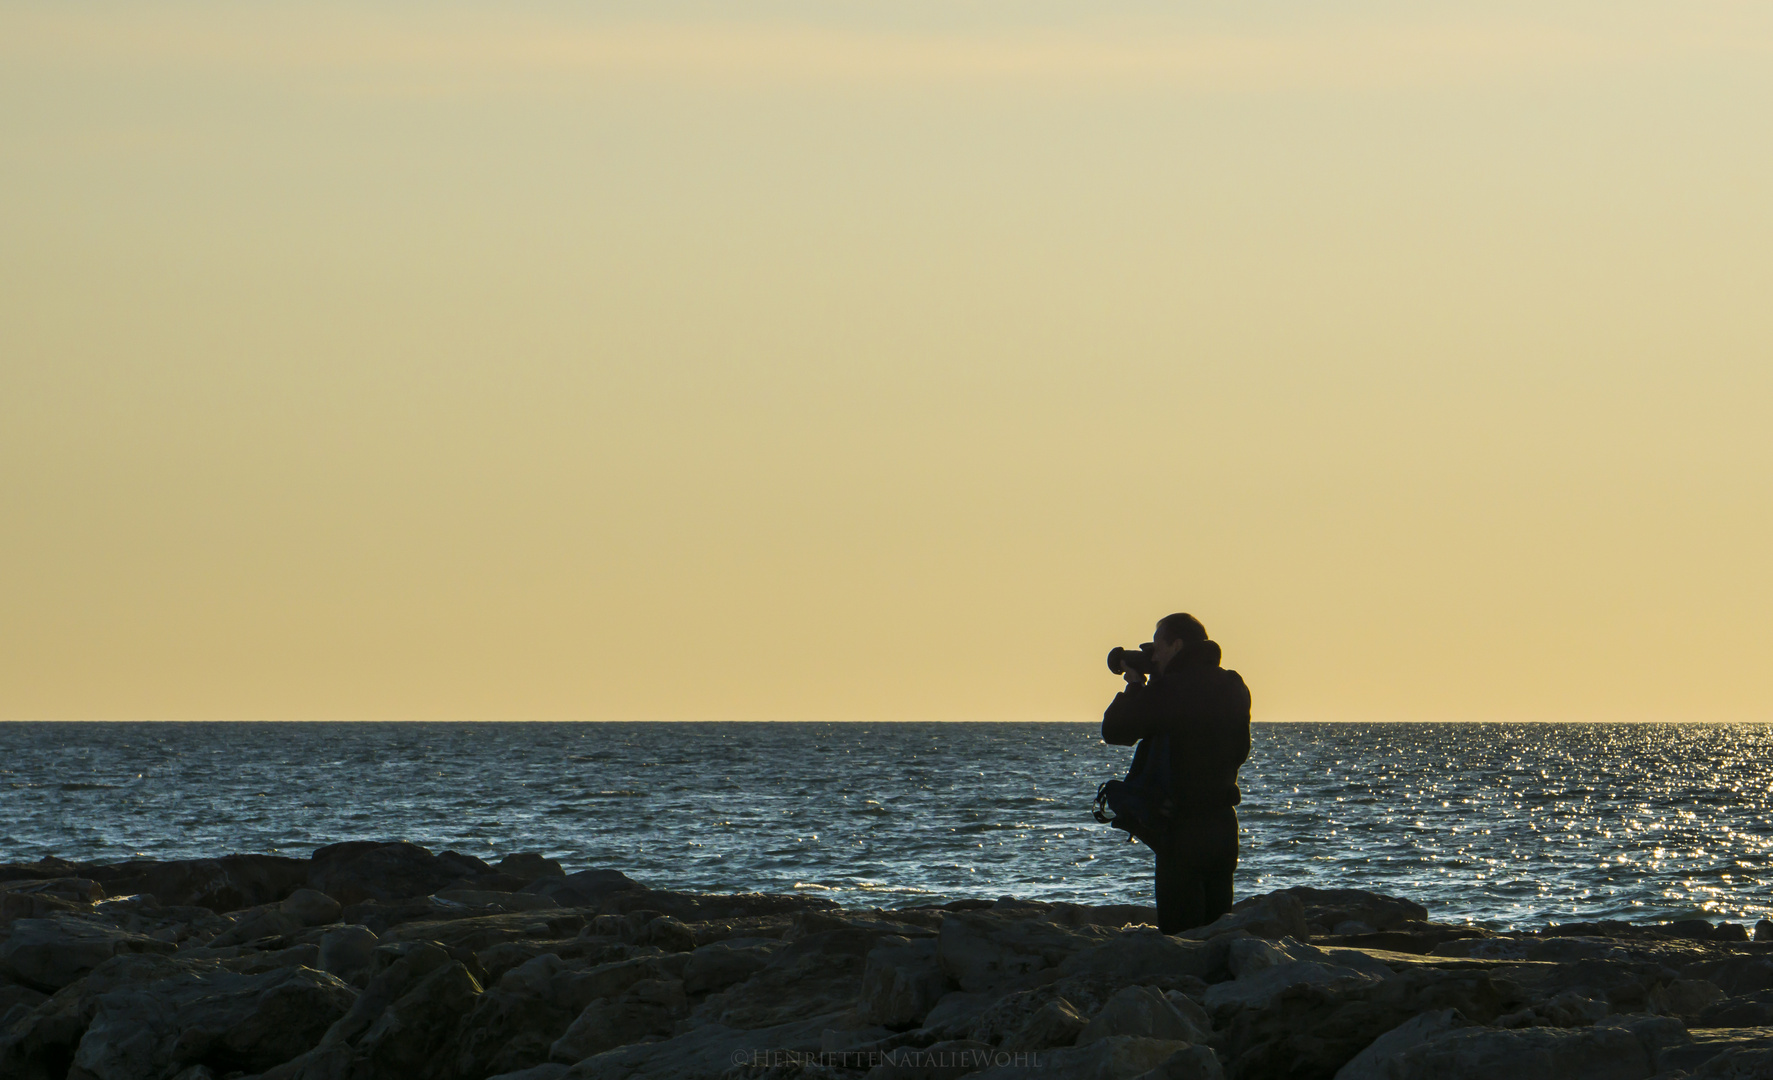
[1102,613,1252,934]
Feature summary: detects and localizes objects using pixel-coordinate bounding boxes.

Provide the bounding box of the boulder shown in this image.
[67,962,355,1080]
[0,878,105,904]
[936,911,1114,993]
[865,1038,997,1079]
[1131,1045,1225,1080]
[548,978,688,1062]
[447,961,590,1080]
[966,1035,1193,1079]
[0,916,177,990]
[209,907,306,948]
[1058,929,1216,983]
[1180,892,1309,943]
[348,961,485,1077]
[0,953,220,1080]
[690,929,876,1029]
[279,889,343,927]
[681,939,782,995]
[563,1009,843,1078]
[1277,888,1430,936]
[1002,998,1088,1051]
[79,855,310,913]
[1757,920,1773,943]
[490,1066,571,1080]
[317,925,379,980]
[1203,942,1387,1015]
[636,916,696,952]
[860,936,948,1028]
[1696,989,1773,1027]
[1334,1008,1473,1080]
[1370,1018,1672,1080]
[520,871,642,909]
[1079,985,1211,1046]
[307,842,486,905]
[498,854,567,882]
[435,890,562,913]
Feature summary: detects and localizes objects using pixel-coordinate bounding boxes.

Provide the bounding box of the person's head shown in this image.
[1151,612,1209,672]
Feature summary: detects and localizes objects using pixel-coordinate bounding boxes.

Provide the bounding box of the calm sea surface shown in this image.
[2,722,1769,930]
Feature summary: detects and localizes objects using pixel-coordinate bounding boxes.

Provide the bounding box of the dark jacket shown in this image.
[1102,642,1252,811]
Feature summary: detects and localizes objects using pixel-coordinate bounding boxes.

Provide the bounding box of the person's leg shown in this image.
[1199,808,1240,925]
[1153,838,1206,934]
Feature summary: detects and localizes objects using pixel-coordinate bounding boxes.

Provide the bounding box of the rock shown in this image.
[1002,998,1087,1051]
[210,907,306,948]
[499,953,567,997]
[1664,1027,1773,1078]
[1219,965,1525,1079]
[1203,941,1387,1015]
[549,978,689,1062]
[1334,1008,1473,1080]
[691,929,876,1029]
[435,889,563,913]
[935,911,1113,993]
[349,961,485,1076]
[0,915,177,990]
[317,925,379,979]
[522,871,642,909]
[681,939,782,995]
[865,1038,997,1079]
[0,982,49,1015]
[1657,978,1726,1018]
[66,962,355,1080]
[1374,1019,1663,1080]
[860,936,948,1028]
[307,842,487,906]
[490,1065,571,1080]
[1276,887,1430,935]
[0,877,105,904]
[1756,920,1773,943]
[922,990,999,1036]
[1696,989,1773,1027]
[637,915,696,952]
[563,1009,842,1078]
[1130,1045,1224,1080]
[448,963,590,1080]
[1683,955,1773,997]
[1058,929,1216,983]
[78,855,310,913]
[967,1035,1193,1080]
[279,889,343,927]
[1079,985,1211,1046]
[499,854,567,882]
[1180,891,1309,942]
[554,954,684,1012]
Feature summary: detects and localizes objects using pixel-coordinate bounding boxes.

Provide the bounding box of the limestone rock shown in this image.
[549,978,689,1062]
[67,962,355,1080]
[967,1035,1193,1080]
[936,911,1114,993]
[436,890,563,913]
[317,925,379,980]
[0,915,177,990]
[307,842,489,906]
[1002,998,1087,1051]
[498,854,566,882]
[1203,955,1385,1015]
[1334,1008,1473,1080]
[860,936,948,1028]
[1079,985,1211,1046]
[1696,989,1773,1027]
[1180,891,1309,943]
[279,889,344,927]
[864,1038,996,1079]
[1131,1045,1225,1080]
[681,938,782,995]
[521,871,643,909]
[1058,929,1216,983]
[637,915,696,952]
[1377,1020,1657,1080]
[563,1009,841,1079]
[691,928,874,1029]
[1276,887,1430,936]
[349,961,485,1076]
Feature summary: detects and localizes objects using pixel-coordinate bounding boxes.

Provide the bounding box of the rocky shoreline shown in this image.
[3,843,1771,1080]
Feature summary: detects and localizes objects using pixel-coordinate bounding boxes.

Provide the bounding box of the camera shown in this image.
[1106,644,1157,676]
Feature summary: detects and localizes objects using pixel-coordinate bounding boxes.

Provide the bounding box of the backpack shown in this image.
[1092,732,1177,845]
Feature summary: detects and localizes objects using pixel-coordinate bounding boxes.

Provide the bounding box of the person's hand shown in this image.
[1122,669,1147,689]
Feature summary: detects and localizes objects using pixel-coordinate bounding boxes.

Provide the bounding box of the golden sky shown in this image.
[3,1,1770,721]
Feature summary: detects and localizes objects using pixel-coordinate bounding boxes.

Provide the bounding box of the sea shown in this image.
[2,721,1769,931]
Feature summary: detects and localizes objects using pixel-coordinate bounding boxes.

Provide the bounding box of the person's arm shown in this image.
[1102,680,1167,745]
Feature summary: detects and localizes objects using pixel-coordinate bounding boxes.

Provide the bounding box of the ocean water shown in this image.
[2,721,1769,930]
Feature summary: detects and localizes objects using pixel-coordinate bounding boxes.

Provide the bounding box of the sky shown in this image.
[2,1,1770,722]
